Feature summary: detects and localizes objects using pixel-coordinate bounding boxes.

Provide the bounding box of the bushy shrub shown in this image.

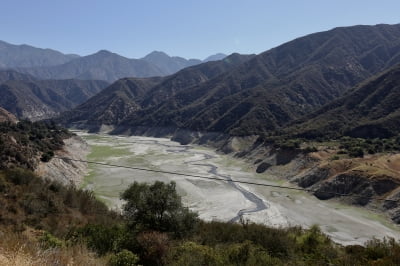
[348,147,364,158]
[5,168,36,185]
[108,250,140,266]
[167,241,223,266]
[40,150,54,162]
[74,224,128,256]
[121,181,198,237]
[136,231,169,265]
[39,231,64,249]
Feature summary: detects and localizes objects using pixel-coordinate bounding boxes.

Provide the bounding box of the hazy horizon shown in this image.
[1,0,399,59]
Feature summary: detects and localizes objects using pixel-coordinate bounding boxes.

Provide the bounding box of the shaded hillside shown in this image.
[0,40,78,68]
[58,53,255,128]
[0,78,109,120]
[0,70,37,84]
[141,51,202,75]
[17,50,166,82]
[287,63,400,139]
[58,77,164,127]
[115,24,400,136]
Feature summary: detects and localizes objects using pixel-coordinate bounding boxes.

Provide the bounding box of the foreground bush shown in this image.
[0,168,119,236]
[121,181,198,238]
[3,176,400,265]
[0,231,107,266]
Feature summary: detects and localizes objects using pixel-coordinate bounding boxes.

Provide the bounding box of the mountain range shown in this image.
[58,23,400,138]
[0,40,226,82]
[0,70,109,121]
[0,40,79,68]
[57,53,254,128]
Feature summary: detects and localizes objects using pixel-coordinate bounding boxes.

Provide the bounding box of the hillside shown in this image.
[0,40,78,68]
[0,78,109,120]
[0,69,37,84]
[0,107,17,123]
[0,120,73,170]
[286,63,400,139]
[60,24,400,136]
[58,53,255,129]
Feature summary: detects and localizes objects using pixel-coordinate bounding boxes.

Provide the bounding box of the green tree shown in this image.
[121,181,198,237]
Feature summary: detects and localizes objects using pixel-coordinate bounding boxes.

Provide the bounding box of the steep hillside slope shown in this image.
[0,79,109,120]
[287,63,400,139]
[0,107,17,123]
[116,24,400,136]
[0,70,37,83]
[58,77,163,128]
[58,53,255,129]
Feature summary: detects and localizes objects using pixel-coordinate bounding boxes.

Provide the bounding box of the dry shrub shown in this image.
[0,231,107,266]
[136,231,170,265]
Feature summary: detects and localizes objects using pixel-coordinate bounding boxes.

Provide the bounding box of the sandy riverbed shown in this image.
[78,131,400,245]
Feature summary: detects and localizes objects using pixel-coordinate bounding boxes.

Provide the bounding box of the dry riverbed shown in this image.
[77,131,400,245]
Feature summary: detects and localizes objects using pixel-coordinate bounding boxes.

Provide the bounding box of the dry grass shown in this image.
[317,152,400,181]
[0,231,107,266]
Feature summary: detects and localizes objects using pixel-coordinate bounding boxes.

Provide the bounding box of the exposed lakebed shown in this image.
[78,131,400,245]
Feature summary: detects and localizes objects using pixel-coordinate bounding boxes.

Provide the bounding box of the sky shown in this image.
[1,0,399,60]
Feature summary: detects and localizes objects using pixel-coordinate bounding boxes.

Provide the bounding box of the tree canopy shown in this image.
[121,181,198,237]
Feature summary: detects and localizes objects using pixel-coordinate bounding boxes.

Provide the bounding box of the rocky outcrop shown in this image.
[256,162,272,173]
[295,167,331,188]
[288,155,400,223]
[35,136,89,186]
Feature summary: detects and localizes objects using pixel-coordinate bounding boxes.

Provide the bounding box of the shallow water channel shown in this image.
[78,131,400,245]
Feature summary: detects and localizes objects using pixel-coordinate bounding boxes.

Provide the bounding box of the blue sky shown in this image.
[1,0,399,59]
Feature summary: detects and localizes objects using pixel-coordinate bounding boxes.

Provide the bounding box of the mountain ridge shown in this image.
[0,40,228,82]
[0,40,78,68]
[57,53,255,128]
[284,63,400,139]
[0,71,109,121]
[108,23,400,136]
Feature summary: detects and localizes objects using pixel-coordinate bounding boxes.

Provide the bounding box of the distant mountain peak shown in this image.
[142,51,171,60]
[147,50,169,56]
[94,49,115,56]
[141,51,202,75]
[203,53,227,62]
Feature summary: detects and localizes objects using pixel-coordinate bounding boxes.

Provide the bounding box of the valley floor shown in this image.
[76,131,400,245]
